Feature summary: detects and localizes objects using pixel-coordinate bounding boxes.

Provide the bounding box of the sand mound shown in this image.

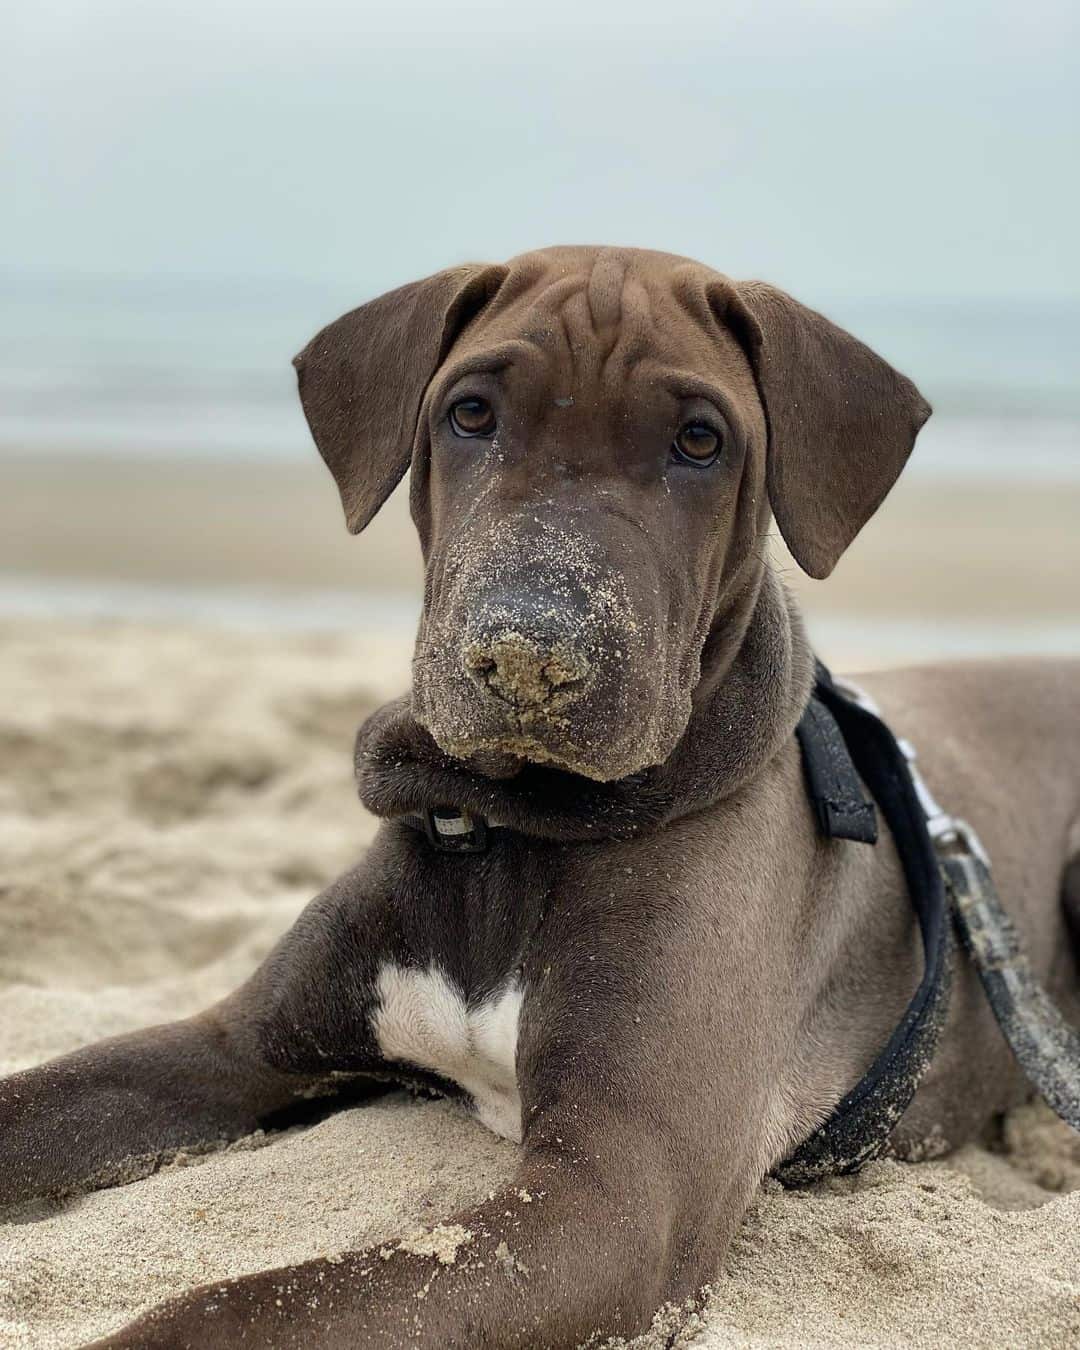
[0,620,1076,1348]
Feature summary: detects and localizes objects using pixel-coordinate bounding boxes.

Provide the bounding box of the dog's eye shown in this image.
[449,397,496,439]
[672,422,722,466]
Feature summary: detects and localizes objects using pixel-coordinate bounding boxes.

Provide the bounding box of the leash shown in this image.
[398,666,1080,1179]
[944,848,1080,1131]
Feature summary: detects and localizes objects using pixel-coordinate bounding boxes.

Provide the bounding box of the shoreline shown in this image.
[1,449,1077,671]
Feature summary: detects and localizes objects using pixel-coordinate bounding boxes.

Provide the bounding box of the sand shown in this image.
[2,452,1080,630]
[0,617,1078,1348]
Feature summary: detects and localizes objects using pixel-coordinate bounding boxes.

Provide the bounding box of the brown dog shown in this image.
[2,246,1078,1348]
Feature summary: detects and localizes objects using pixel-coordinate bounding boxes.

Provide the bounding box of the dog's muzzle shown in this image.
[412,521,685,781]
[463,629,590,712]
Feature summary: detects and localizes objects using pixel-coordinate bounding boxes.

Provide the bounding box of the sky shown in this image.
[4,0,1079,305]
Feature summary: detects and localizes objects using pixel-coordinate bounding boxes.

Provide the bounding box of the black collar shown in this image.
[400,807,493,854]
[398,677,880,854]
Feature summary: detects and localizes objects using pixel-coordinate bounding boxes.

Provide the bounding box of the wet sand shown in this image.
[2,451,1078,630]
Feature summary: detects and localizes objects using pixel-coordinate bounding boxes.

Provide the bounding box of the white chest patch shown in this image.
[371,962,524,1143]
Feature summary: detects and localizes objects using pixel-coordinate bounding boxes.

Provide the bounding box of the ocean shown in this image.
[2,272,1079,481]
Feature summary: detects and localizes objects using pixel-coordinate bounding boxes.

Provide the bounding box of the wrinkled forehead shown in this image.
[438,251,763,427]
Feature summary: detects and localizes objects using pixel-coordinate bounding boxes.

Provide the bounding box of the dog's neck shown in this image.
[354,564,815,842]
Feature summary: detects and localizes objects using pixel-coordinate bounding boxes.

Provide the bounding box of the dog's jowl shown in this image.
[1,246,1078,1350]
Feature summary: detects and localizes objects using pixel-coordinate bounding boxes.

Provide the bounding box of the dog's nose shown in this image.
[463,629,590,709]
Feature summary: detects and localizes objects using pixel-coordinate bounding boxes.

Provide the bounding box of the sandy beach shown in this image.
[6,0,1079,1339]
[0,600,1078,1347]
[1,446,1079,1346]
[2,452,1080,635]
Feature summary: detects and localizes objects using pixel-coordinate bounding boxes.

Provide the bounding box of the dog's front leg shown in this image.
[90,910,773,1350]
[90,1109,732,1350]
[0,866,392,1206]
[0,1004,317,1207]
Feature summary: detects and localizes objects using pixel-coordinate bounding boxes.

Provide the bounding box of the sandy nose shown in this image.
[463,630,590,709]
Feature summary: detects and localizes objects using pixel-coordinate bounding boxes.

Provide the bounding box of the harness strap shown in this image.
[795,696,879,844]
[778,664,1080,1182]
[773,666,953,1185]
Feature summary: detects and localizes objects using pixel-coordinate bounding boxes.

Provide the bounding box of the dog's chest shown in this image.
[371,962,524,1142]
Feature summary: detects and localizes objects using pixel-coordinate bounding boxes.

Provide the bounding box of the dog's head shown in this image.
[295,246,928,782]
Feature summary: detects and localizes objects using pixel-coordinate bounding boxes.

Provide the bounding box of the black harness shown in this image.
[780,666,955,1182]
[401,666,1080,1181]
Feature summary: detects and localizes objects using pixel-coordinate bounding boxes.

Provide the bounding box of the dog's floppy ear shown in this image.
[723,281,931,579]
[294,263,508,532]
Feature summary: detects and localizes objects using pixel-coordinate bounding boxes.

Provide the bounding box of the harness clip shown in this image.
[832,675,990,868]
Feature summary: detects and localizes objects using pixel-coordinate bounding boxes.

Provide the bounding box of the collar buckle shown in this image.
[419,807,488,853]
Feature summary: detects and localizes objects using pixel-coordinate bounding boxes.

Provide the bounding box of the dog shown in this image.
[2,246,1078,1348]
